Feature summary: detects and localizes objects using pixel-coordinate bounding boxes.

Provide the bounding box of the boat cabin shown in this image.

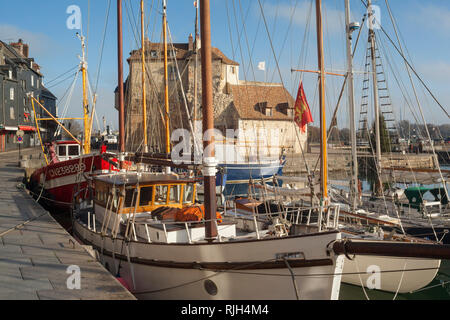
[94,172,199,214]
[91,172,237,243]
[55,140,81,162]
[400,186,448,216]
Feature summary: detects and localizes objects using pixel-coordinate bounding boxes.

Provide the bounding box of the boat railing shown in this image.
[130,217,227,244]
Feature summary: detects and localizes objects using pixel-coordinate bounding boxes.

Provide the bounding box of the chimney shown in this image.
[10,39,29,58]
[188,34,194,51]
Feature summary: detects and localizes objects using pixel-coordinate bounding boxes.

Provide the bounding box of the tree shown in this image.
[370,115,391,154]
[61,120,82,140]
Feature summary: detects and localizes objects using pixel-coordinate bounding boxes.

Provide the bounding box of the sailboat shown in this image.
[72,0,348,300]
[229,0,445,294]
[27,33,121,210]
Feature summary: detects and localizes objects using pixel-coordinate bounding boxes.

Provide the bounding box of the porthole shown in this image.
[204,280,218,296]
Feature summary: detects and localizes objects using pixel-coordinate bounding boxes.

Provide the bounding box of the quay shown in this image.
[0,148,136,300]
[284,145,438,175]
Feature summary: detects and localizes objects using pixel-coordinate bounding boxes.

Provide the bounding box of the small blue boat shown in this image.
[218,157,286,183]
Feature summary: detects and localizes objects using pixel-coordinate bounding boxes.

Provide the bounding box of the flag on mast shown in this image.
[257,61,266,71]
[294,81,313,133]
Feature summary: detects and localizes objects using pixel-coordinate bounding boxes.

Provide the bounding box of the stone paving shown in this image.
[0,148,136,300]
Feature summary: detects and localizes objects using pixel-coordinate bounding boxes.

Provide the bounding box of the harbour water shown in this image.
[222,165,450,300]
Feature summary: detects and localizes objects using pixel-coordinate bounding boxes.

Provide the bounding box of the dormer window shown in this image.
[150,50,158,58]
[265,107,273,116]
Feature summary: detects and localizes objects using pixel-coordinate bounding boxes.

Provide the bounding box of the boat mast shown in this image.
[200,0,218,241]
[315,0,328,203]
[367,0,382,171]
[79,33,90,155]
[117,0,126,164]
[193,1,199,141]
[163,0,171,158]
[345,0,359,211]
[141,0,148,153]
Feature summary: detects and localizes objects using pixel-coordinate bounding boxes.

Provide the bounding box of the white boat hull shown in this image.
[74,219,345,300]
[342,255,440,293]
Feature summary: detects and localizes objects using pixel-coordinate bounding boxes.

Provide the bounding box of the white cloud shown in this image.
[0,24,54,56]
[408,3,450,35]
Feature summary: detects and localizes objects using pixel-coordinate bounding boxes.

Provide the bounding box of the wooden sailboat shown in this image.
[229,0,445,294]
[72,0,347,300]
[27,33,121,210]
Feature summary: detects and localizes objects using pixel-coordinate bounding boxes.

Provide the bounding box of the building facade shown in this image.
[0,39,57,152]
[118,34,307,158]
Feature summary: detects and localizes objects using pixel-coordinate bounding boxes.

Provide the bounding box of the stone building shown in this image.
[118,34,307,158]
[0,39,57,152]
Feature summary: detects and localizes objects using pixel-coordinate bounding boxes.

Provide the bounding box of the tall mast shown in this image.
[79,33,90,155]
[367,0,382,167]
[200,0,218,241]
[141,0,148,153]
[345,0,359,211]
[315,0,328,203]
[117,0,126,161]
[193,1,199,139]
[163,0,171,157]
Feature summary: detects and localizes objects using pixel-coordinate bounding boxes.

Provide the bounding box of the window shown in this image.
[124,188,136,208]
[36,79,40,89]
[265,108,272,116]
[58,145,67,156]
[231,66,236,74]
[183,183,195,204]
[154,185,168,205]
[21,79,26,90]
[10,88,14,100]
[169,185,180,204]
[150,50,158,58]
[8,70,12,79]
[139,186,154,205]
[68,145,79,156]
[10,107,15,120]
[31,75,34,87]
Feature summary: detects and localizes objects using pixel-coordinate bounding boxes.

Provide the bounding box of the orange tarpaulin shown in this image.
[175,205,222,223]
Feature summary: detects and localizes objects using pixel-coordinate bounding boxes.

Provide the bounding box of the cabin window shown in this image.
[183,183,195,204]
[58,145,67,156]
[139,186,154,206]
[68,145,79,156]
[154,185,168,205]
[124,188,136,207]
[169,185,181,204]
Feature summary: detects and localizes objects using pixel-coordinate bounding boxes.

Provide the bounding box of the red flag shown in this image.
[294,82,313,133]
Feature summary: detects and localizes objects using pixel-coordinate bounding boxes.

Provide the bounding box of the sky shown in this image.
[0,0,449,133]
